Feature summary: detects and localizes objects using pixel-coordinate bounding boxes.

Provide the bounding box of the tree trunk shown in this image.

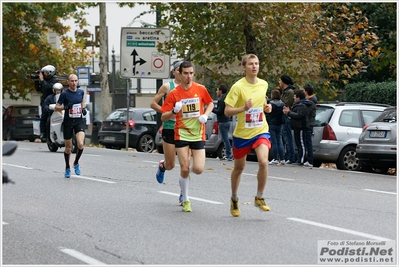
[99,3,112,120]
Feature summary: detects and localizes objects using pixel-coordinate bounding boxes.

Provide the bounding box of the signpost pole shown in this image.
[125,78,130,150]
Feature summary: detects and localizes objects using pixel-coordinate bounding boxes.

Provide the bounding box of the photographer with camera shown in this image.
[34,65,58,142]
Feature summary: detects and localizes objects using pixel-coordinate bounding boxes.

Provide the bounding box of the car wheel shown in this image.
[157,145,164,154]
[29,138,35,142]
[216,143,226,159]
[136,134,155,153]
[337,146,361,171]
[47,140,58,152]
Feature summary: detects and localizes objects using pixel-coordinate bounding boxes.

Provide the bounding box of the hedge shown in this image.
[343,81,397,106]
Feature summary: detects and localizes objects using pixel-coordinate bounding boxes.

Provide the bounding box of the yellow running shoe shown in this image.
[182,200,192,212]
[254,197,270,211]
[230,198,240,217]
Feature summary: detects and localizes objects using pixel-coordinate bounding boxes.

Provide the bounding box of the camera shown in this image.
[30,70,42,80]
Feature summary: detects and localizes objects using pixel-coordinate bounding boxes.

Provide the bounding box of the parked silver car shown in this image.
[356,107,397,174]
[312,102,391,170]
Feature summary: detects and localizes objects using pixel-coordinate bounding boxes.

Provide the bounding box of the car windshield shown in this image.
[315,106,334,126]
[106,110,135,121]
[373,108,397,123]
[12,107,38,116]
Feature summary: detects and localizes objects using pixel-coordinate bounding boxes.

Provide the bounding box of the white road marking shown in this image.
[3,221,8,225]
[242,173,294,181]
[73,176,116,184]
[144,161,293,181]
[362,189,396,195]
[287,217,392,241]
[2,163,33,169]
[60,248,106,265]
[158,191,223,204]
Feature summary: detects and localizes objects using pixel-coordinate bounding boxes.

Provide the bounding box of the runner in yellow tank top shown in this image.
[224,54,273,217]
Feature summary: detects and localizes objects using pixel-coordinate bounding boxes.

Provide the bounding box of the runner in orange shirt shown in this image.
[161,61,214,212]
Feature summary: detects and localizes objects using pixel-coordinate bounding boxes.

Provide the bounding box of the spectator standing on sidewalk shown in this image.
[267,89,286,165]
[303,84,318,167]
[224,54,272,217]
[212,84,233,161]
[280,74,296,164]
[283,89,310,165]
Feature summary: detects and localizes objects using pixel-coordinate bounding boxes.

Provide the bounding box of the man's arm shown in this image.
[204,101,214,117]
[150,83,168,113]
[225,98,253,117]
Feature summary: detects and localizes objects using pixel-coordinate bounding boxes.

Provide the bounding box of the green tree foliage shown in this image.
[352,3,396,82]
[2,2,94,100]
[133,2,380,98]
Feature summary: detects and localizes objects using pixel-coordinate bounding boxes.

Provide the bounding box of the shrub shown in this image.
[344,81,397,106]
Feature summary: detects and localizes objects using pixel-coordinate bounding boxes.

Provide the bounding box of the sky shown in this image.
[63,2,156,73]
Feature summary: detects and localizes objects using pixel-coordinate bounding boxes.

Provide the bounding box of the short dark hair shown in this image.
[218,84,229,94]
[271,89,281,100]
[179,61,194,73]
[294,89,306,100]
[303,84,314,95]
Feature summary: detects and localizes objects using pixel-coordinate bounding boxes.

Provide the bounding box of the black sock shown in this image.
[64,152,70,169]
[160,161,166,172]
[74,148,84,165]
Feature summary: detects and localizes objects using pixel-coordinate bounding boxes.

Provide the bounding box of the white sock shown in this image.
[179,176,189,201]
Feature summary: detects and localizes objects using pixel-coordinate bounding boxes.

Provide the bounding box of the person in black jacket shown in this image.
[266,89,286,165]
[34,65,58,141]
[283,89,311,165]
[212,84,233,160]
[279,74,296,164]
[304,84,318,167]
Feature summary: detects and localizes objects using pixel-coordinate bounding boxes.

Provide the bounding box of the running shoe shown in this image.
[156,160,165,183]
[230,198,240,217]
[254,197,270,211]
[74,163,81,175]
[179,194,183,206]
[65,168,71,178]
[182,200,192,212]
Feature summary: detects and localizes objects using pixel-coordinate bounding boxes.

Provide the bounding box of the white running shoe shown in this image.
[269,159,279,165]
[303,161,313,167]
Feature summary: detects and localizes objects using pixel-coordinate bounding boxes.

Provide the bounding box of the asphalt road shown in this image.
[2,141,397,266]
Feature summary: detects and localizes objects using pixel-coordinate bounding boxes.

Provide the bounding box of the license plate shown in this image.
[104,136,116,141]
[23,120,33,124]
[369,130,386,138]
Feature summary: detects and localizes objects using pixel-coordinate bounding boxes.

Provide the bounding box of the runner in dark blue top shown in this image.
[54,74,86,178]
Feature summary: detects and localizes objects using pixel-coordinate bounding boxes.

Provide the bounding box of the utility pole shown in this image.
[155,7,163,132]
[99,3,112,120]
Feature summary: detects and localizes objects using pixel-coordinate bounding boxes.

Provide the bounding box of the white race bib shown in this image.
[244,107,264,128]
[69,103,82,118]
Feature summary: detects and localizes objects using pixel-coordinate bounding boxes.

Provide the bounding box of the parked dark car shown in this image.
[356,107,397,174]
[98,108,157,152]
[2,104,40,142]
